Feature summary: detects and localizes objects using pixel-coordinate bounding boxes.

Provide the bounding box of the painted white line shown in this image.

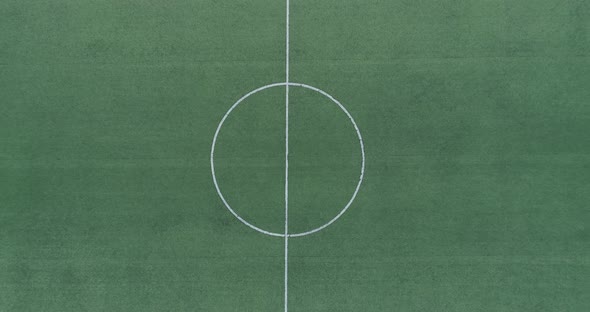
[284,0,290,311]
[285,0,290,86]
[286,82,366,238]
[210,82,287,238]
[209,2,365,312]
[210,82,365,238]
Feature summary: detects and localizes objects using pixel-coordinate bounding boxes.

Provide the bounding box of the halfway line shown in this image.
[284,0,290,312]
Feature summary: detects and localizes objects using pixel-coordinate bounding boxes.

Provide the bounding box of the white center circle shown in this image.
[210,82,365,238]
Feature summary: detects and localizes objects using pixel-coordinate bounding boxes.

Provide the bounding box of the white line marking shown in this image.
[286,82,366,238]
[284,0,290,311]
[210,82,365,238]
[210,2,365,311]
[211,82,288,237]
[285,0,290,86]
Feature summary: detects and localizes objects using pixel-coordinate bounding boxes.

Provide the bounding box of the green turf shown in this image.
[1,0,589,311]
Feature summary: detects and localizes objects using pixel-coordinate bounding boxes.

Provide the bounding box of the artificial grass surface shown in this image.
[1,0,589,311]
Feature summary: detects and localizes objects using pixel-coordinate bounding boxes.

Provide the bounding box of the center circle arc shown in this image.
[210,82,365,238]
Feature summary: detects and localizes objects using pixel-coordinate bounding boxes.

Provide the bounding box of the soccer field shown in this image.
[1,0,589,311]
